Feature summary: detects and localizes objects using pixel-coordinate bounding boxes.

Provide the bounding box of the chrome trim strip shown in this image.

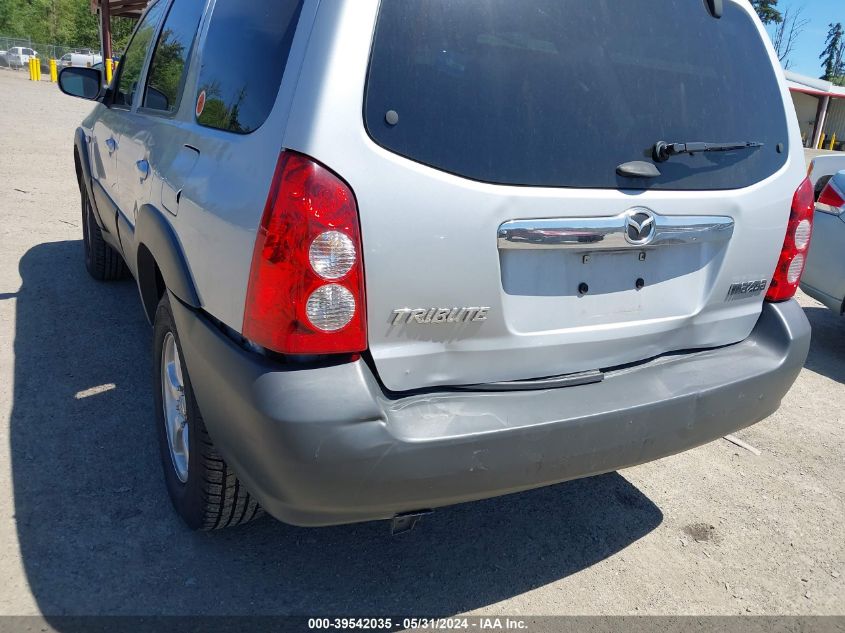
[815,202,844,216]
[497,209,734,251]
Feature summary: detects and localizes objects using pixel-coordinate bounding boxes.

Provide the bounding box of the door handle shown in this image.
[105,137,117,153]
[136,159,150,181]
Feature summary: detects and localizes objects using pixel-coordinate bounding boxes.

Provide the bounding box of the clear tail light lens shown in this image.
[765,177,815,302]
[242,151,367,354]
[305,284,356,331]
[309,231,357,280]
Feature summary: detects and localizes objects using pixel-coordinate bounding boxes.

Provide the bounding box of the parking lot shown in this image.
[0,68,843,618]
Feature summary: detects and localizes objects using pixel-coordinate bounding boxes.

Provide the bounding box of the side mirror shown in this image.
[58,66,103,101]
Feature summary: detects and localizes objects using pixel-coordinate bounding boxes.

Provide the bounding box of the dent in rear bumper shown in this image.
[171,297,810,527]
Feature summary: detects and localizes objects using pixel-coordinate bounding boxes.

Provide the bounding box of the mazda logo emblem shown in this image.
[624,209,656,245]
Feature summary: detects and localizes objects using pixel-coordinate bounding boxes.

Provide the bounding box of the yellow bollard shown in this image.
[829,134,837,151]
[32,58,38,81]
[49,58,58,83]
[818,133,826,150]
[106,58,113,84]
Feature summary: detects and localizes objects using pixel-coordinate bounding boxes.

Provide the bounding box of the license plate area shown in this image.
[500,247,693,297]
[499,244,713,332]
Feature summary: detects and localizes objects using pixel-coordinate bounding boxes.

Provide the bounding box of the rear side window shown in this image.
[142,0,205,113]
[195,0,304,134]
[365,0,789,190]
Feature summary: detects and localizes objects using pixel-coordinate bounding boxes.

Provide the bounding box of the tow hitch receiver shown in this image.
[390,510,432,535]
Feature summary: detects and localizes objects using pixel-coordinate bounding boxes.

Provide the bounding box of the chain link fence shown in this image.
[1,35,103,72]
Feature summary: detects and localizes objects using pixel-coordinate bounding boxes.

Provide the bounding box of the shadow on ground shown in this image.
[802,306,845,384]
[11,240,662,616]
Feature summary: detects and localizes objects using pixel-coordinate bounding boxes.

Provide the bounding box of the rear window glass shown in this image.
[195,0,304,134]
[365,0,789,190]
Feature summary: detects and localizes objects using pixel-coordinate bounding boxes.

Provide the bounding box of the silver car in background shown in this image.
[801,170,845,314]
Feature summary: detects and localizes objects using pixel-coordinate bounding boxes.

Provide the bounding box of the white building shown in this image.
[786,70,845,151]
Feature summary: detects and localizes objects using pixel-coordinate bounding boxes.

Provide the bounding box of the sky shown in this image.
[765,0,845,78]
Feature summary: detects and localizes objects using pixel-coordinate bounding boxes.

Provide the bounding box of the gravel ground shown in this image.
[0,68,843,618]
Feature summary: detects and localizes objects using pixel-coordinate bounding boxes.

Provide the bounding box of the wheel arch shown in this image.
[135,204,201,324]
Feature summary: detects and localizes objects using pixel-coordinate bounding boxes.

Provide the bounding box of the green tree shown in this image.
[752,0,783,25]
[57,0,100,49]
[0,0,132,55]
[820,22,845,83]
[110,15,135,56]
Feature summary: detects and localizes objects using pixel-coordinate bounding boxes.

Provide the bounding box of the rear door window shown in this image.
[194,0,304,134]
[365,0,789,190]
[142,0,205,113]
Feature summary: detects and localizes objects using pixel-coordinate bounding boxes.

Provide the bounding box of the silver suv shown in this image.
[59,0,813,531]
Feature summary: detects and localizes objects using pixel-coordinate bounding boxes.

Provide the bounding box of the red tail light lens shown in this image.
[243,151,367,354]
[817,179,845,210]
[765,177,814,302]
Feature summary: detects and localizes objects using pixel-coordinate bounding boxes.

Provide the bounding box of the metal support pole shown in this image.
[812,96,830,150]
[101,0,113,63]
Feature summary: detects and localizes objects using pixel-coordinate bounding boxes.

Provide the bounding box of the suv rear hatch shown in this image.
[290,0,801,391]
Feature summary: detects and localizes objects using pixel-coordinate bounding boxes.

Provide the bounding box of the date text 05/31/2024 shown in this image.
[307,617,529,630]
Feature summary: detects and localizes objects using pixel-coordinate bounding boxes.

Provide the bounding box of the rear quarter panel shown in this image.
[144,0,318,330]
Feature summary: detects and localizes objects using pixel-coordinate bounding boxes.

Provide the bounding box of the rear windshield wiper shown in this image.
[653,140,763,163]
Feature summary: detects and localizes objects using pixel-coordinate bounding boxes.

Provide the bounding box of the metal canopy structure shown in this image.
[90,0,150,59]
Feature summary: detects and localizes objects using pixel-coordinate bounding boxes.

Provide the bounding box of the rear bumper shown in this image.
[171,298,810,527]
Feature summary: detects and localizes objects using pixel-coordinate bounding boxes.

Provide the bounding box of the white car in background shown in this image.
[6,46,38,70]
[59,52,103,69]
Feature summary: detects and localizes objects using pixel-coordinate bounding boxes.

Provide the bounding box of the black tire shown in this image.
[153,294,263,530]
[81,183,126,281]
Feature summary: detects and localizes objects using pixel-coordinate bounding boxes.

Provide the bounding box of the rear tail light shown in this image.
[242,151,366,354]
[765,177,814,302]
[817,179,845,212]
